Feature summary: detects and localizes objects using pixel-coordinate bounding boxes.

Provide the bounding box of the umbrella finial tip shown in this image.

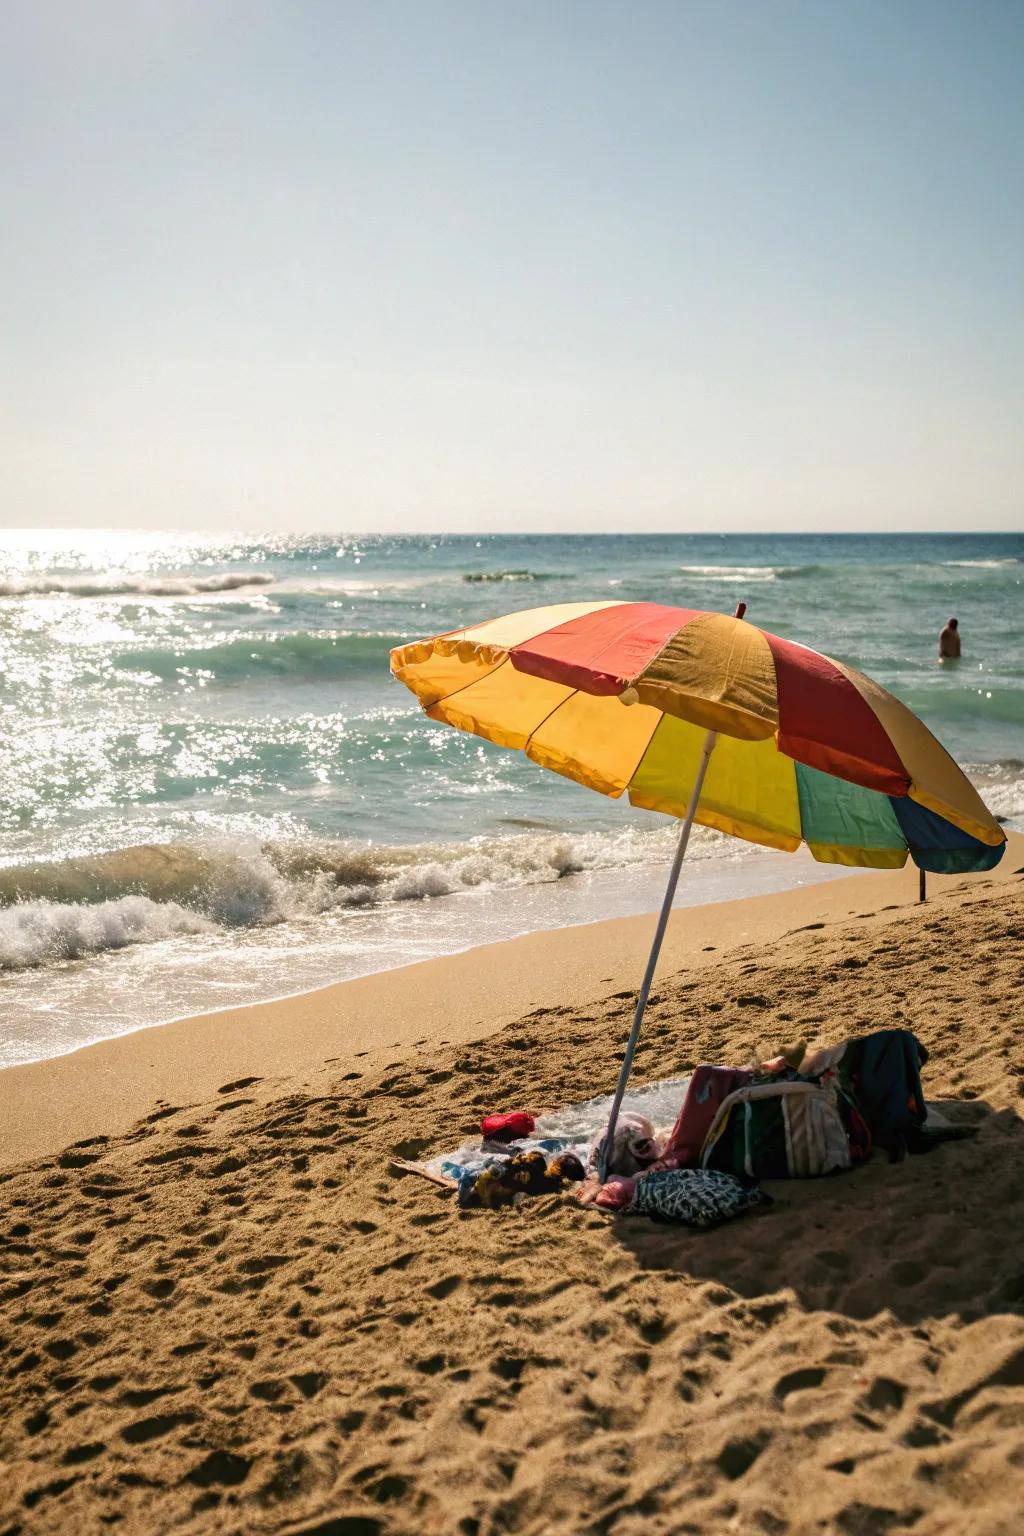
[734,601,747,621]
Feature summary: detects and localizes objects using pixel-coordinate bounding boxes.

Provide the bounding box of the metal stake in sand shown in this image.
[595,600,747,1183]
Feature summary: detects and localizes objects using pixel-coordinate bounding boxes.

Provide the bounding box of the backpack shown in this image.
[836,1029,929,1159]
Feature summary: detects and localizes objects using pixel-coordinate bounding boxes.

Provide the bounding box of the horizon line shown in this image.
[1,526,1021,539]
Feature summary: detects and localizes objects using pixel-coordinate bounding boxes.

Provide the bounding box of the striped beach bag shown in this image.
[700,1080,853,1179]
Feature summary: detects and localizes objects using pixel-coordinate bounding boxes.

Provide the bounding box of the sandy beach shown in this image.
[1,836,1022,1534]
[7,2,1024,1529]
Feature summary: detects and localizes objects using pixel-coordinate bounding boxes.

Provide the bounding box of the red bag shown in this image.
[480,1111,535,1143]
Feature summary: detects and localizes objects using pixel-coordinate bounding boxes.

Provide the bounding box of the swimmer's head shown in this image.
[948,617,958,630]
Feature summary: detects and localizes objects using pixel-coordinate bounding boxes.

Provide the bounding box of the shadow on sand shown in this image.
[612,1098,1024,1326]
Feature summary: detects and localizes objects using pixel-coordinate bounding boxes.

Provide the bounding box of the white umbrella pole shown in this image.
[597,728,718,1182]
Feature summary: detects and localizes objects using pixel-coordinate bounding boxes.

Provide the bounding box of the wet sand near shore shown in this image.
[1,844,1022,1534]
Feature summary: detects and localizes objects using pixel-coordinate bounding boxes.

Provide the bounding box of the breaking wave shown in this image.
[676,564,824,583]
[775,564,829,580]
[3,752,1016,973]
[0,897,215,970]
[0,824,703,972]
[272,574,447,595]
[462,569,558,583]
[0,571,276,599]
[941,558,1019,569]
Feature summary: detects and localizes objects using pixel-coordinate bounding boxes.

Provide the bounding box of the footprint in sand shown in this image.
[296,1521,384,1536]
[863,1376,907,1414]
[121,1409,197,1443]
[61,1441,105,1465]
[775,1366,827,1401]
[23,1474,82,1511]
[57,1150,103,1169]
[186,1449,252,1487]
[716,1430,769,1479]
[119,1383,180,1408]
[425,1274,461,1299]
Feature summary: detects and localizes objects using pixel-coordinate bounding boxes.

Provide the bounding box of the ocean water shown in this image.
[1,529,1021,1066]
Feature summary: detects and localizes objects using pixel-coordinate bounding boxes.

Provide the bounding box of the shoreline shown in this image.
[0,838,867,1070]
[2,830,1020,1168]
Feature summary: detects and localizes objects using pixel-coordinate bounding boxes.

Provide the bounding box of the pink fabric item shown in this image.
[660,1066,754,1168]
[593,1176,636,1210]
[576,1175,636,1210]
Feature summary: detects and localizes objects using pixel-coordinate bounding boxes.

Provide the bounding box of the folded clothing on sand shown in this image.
[836,1029,929,1158]
[630,1168,773,1227]
[582,1167,772,1228]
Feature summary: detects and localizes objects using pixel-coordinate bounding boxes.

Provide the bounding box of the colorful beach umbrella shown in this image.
[391,600,1005,1176]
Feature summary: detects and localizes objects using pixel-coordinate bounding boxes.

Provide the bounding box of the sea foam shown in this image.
[0,571,276,599]
[0,895,215,970]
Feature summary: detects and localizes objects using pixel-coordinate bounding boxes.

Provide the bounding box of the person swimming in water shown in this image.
[939,617,961,660]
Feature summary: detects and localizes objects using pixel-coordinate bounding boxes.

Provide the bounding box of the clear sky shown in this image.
[2,0,1022,533]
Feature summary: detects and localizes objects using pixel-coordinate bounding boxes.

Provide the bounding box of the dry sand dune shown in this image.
[2,876,1023,1535]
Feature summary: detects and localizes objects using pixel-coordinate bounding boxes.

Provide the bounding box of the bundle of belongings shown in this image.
[661,1027,957,1179]
[417,1029,973,1230]
[436,1112,589,1209]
